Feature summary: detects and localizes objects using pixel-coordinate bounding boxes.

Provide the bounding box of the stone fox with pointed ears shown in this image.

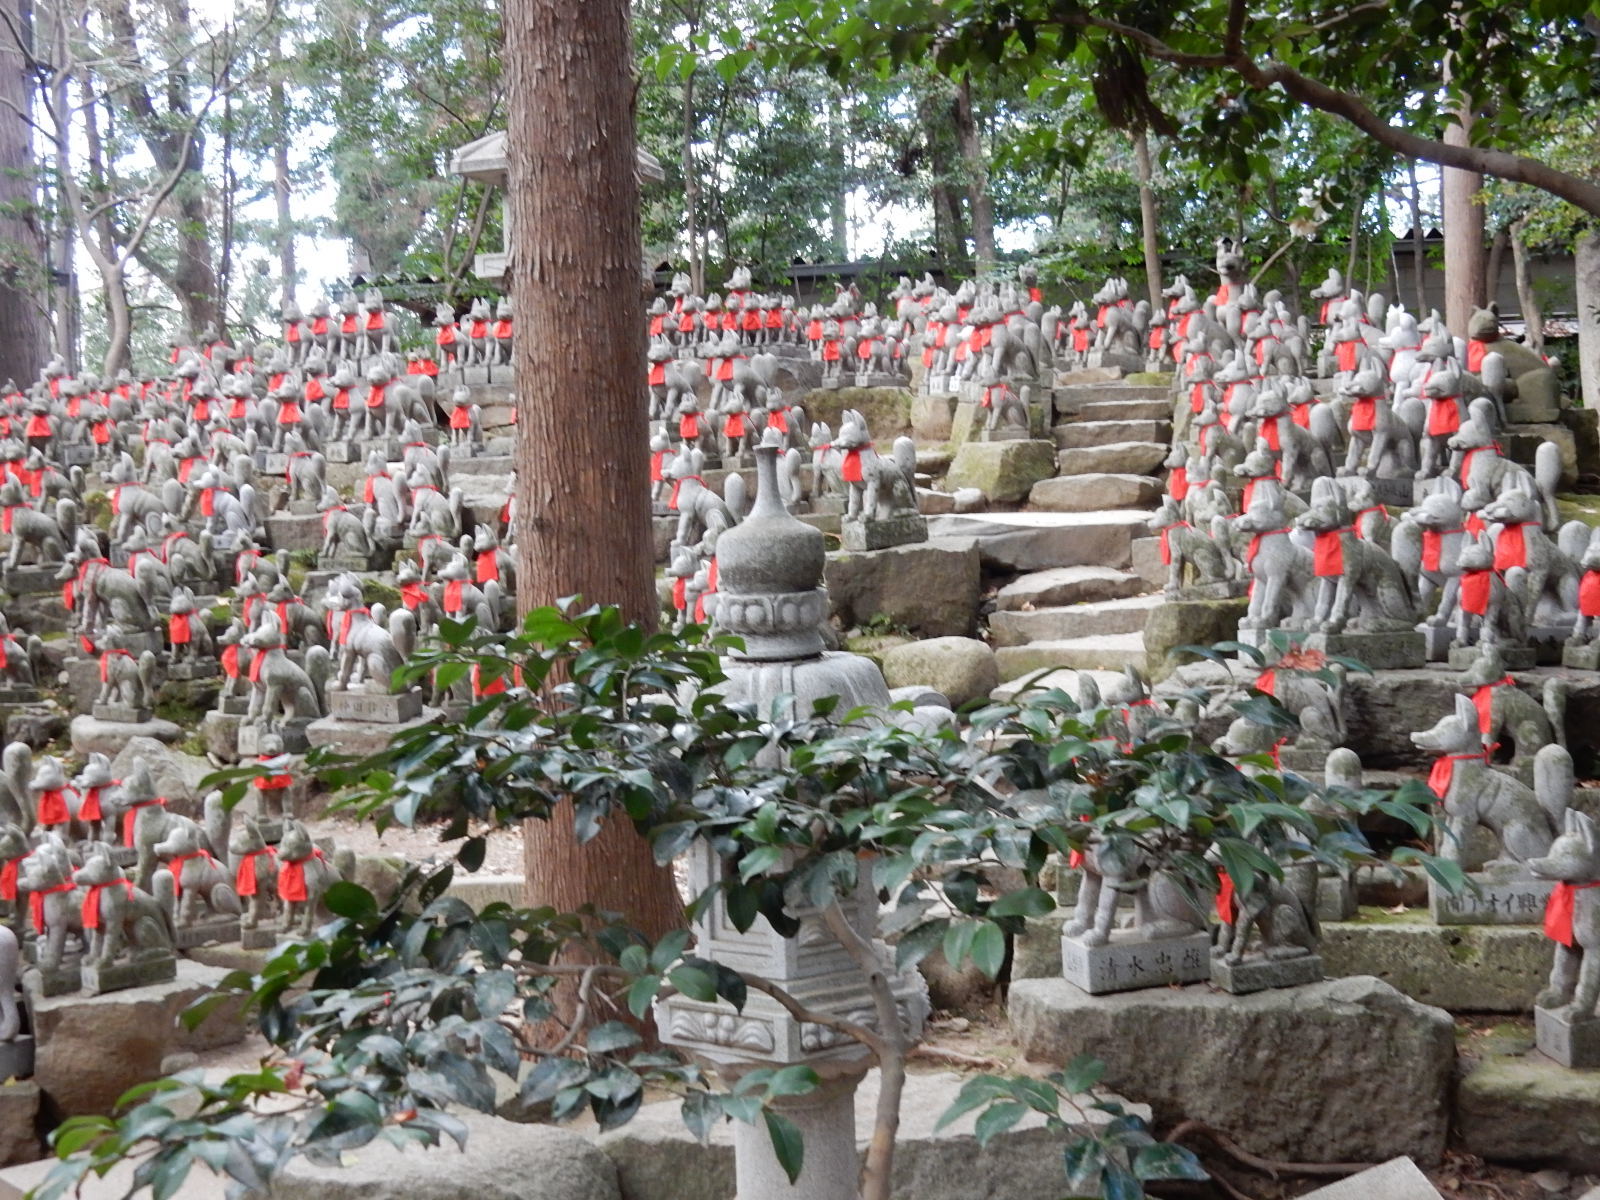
[1530,810,1600,1018]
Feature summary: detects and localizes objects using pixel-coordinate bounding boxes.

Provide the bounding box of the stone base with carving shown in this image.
[174,918,241,950]
[327,688,424,723]
[0,687,41,706]
[323,441,361,465]
[1563,642,1600,671]
[320,547,397,574]
[91,703,151,725]
[1448,644,1536,671]
[241,926,284,951]
[1210,953,1323,995]
[1535,1005,1600,1068]
[237,718,312,757]
[1085,349,1145,374]
[306,709,436,758]
[81,955,177,996]
[1419,622,1453,662]
[1302,630,1425,670]
[840,514,928,552]
[1429,871,1552,925]
[27,964,81,997]
[1,566,62,597]
[260,452,289,477]
[166,660,218,682]
[1060,929,1211,995]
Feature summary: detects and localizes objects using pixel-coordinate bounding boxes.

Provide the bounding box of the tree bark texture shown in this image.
[1442,110,1485,336]
[951,78,994,274]
[1407,159,1426,313]
[1509,217,1542,356]
[0,0,46,385]
[505,0,682,944]
[1132,129,1162,313]
[1575,228,1600,412]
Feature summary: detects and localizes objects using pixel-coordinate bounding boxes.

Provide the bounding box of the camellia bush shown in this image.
[35,604,1452,1200]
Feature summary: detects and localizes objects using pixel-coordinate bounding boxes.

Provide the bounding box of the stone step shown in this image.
[927,510,1152,572]
[1028,472,1161,513]
[1056,383,1170,404]
[1075,397,1174,422]
[994,632,1148,679]
[990,667,1124,704]
[1057,441,1169,477]
[1053,419,1169,449]
[994,566,1147,611]
[989,594,1164,647]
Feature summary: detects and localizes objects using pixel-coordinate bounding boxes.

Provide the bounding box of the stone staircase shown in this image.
[970,382,1175,687]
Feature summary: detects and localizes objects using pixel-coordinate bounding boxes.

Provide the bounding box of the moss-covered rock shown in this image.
[843,632,914,668]
[1123,371,1173,386]
[82,490,113,533]
[362,579,402,611]
[800,386,913,442]
[1142,597,1247,682]
[943,439,1057,504]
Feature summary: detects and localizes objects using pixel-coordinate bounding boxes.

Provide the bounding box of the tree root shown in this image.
[1164,1119,1375,1180]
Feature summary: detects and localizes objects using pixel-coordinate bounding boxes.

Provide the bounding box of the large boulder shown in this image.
[803,386,913,442]
[1009,975,1455,1164]
[110,736,214,816]
[27,960,249,1118]
[276,1115,621,1200]
[1142,597,1247,682]
[944,440,1057,504]
[69,715,183,760]
[825,540,981,639]
[882,638,998,708]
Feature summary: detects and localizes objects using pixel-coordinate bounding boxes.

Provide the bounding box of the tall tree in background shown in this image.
[506,0,683,946]
[0,0,46,384]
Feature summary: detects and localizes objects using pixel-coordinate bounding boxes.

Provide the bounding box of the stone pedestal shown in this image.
[1304,630,1426,670]
[327,688,424,723]
[82,955,177,996]
[241,927,284,951]
[732,1069,864,1200]
[260,452,289,477]
[839,514,927,552]
[25,965,80,998]
[305,709,436,758]
[1316,874,1358,922]
[165,660,217,682]
[88,703,151,725]
[323,441,360,464]
[1449,643,1536,671]
[263,511,323,553]
[1060,929,1210,995]
[1,567,60,598]
[1210,953,1324,994]
[1563,641,1600,671]
[238,718,311,757]
[173,917,240,950]
[1429,870,1552,925]
[1419,623,1453,662]
[319,548,395,573]
[1536,1005,1600,1068]
[0,1036,30,1082]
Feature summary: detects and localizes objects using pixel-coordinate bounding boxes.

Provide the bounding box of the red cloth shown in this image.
[1495,524,1529,571]
[35,788,70,826]
[78,785,107,822]
[1255,669,1276,697]
[1261,414,1282,452]
[679,412,700,440]
[167,850,216,897]
[30,881,73,933]
[169,613,192,645]
[450,405,471,430]
[81,878,132,929]
[1349,396,1377,433]
[472,664,508,697]
[1426,396,1461,438]
[1215,871,1236,925]
[476,553,499,584]
[1460,569,1492,615]
[1334,340,1359,373]
[221,644,240,679]
[648,363,666,387]
[1467,338,1491,373]
[0,853,27,902]
[366,384,386,410]
[1158,522,1187,565]
[769,408,788,434]
[841,447,868,483]
[1313,531,1345,577]
[1580,571,1600,618]
[1245,528,1288,568]
[99,648,131,683]
[365,311,385,331]
[24,415,49,438]
[443,580,465,614]
[312,316,329,336]
[278,850,322,902]
[1168,469,1189,502]
[1472,677,1515,734]
[1544,881,1600,947]
[236,847,275,897]
[249,646,279,684]
[672,576,687,611]
[1428,751,1484,798]
[493,319,513,339]
[401,582,427,610]
[725,412,746,438]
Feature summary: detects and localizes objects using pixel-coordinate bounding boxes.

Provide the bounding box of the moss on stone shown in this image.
[362,579,402,611]
[1143,597,1248,682]
[82,490,113,533]
[1558,495,1600,528]
[801,386,913,442]
[1124,372,1173,386]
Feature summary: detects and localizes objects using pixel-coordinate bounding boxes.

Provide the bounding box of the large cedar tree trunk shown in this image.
[0,0,46,386]
[505,0,683,945]
[951,78,994,274]
[1442,106,1486,335]
[1132,130,1163,314]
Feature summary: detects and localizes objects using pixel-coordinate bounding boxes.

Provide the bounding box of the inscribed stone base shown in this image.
[0,689,41,708]
[319,548,394,573]
[1210,953,1324,995]
[854,372,905,389]
[323,441,359,464]
[327,688,424,723]
[840,514,928,552]
[81,955,177,996]
[1449,643,1536,671]
[0,1037,33,1082]
[305,710,436,758]
[263,511,323,553]
[1536,1005,1600,1068]
[23,961,80,999]
[165,660,217,682]
[1419,623,1453,662]
[90,704,150,725]
[173,918,240,950]
[1303,630,1426,670]
[1,568,59,597]
[1060,930,1210,995]
[1428,873,1552,925]
[1085,350,1144,373]
[237,719,311,757]
[260,453,289,477]
[1563,642,1600,671]
[241,927,283,951]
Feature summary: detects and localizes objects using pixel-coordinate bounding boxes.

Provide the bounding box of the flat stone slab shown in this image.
[1057,440,1168,476]
[1318,908,1549,1012]
[1300,1158,1444,1200]
[994,566,1146,611]
[82,955,177,996]
[592,1068,1151,1200]
[990,668,1122,705]
[1009,975,1455,1164]
[1028,472,1160,512]
[69,714,183,757]
[1061,929,1210,994]
[1456,1023,1600,1170]
[995,632,1147,680]
[1211,953,1324,994]
[1536,1005,1600,1068]
[926,510,1152,572]
[989,594,1164,646]
[1053,418,1168,449]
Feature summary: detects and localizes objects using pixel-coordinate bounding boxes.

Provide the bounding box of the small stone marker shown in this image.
[1060,929,1210,995]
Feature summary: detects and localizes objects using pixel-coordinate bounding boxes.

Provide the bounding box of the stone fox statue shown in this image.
[1063,833,1209,947]
[1531,810,1600,1018]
